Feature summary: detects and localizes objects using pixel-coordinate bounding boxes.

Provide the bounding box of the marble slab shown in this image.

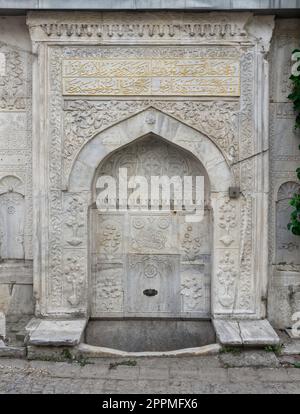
[214,319,280,346]
[27,319,87,347]
[213,319,242,346]
[239,320,280,346]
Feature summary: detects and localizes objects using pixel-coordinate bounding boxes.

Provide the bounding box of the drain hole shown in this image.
[143,289,158,297]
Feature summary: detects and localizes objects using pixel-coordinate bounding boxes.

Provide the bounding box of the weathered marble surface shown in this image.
[214,320,280,346]
[27,319,87,346]
[239,320,280,346]
[0,261,33,315]
[213,320,242,346]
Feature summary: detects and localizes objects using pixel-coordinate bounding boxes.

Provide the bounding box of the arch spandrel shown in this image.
[68,108,234,193]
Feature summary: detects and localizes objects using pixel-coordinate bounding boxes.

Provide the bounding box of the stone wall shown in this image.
[0,16,34,316]
[268,19,300,329]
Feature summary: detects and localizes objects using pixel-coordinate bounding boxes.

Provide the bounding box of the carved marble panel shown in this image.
[62,55,240,97]
[0,192,24,260]
[214,196,240,250]
[180,264,209,313]
[126,254,180,315]
[92,264,124,315]
[63,100,239,180]
[215,249,239,312]
[63,251,86,309]
[63,193,86,248]
[0,44,28,111]
[91,212,124,262]
[179,211,211,260]
[96,133,205,182]
[0,113,28,150]
[129,214,177,255]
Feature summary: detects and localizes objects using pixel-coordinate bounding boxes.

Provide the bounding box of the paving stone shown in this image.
[219,350,280,368]
[257,368,291,383]
[228,367,259,383]
[139,366,169,380]
[0,356,299,394]
[282,341,300,356]
[210,383,280,394]
[287,368,300,381]
[107,365,140,380]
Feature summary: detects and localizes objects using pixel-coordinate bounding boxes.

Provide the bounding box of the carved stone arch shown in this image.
[91,131,211,207]
[68,108,235,194]
[89,131,215,318]
[277,181,300,202]
[0,175,25,196]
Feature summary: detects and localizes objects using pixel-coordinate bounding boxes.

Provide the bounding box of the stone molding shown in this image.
[27,12,253,43]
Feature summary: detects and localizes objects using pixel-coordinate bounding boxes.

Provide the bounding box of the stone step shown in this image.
[26,318,87,347]
[213,319,280,347]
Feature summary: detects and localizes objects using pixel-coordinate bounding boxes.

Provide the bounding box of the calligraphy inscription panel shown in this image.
[62,50,240,97]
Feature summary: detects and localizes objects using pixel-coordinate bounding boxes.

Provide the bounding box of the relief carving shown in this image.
[95,214,123,260]
[64,98,238,180]
[48,47,64,309]
[127,254,180,314]
[0,192,25,260]
[238,196,254,311]
[64,194,85,247]
[0,45,27,111]
[218,198,237,247]
[217,251,238,308]
[62,56,240,97]
[239,51,255,163]
[64,255,85,307]
[181,224,202,261]
[93,266,123,313]
[132,216,167,250]
[181,265,205,312]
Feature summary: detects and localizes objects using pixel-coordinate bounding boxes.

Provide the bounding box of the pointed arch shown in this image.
[68,108,234,193]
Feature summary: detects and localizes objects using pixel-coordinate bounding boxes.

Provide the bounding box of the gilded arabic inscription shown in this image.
[62,55,240,97]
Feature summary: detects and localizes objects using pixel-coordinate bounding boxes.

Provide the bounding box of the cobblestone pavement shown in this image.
[0,356,300,394]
